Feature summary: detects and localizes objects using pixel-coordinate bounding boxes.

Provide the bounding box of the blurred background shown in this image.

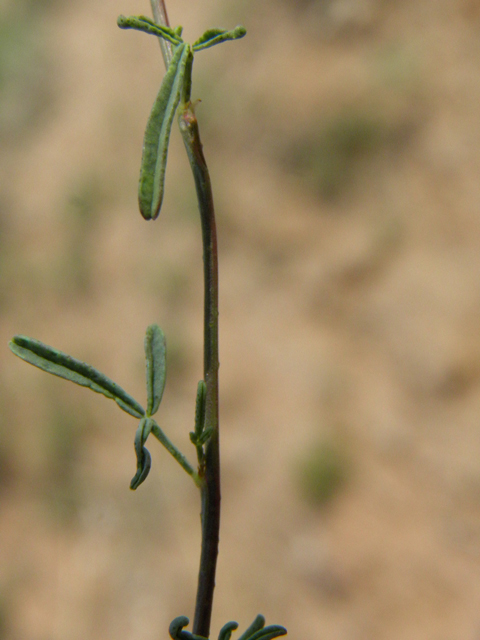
[2,0,480,638]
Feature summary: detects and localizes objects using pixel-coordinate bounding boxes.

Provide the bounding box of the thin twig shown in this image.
[150,0,174,68]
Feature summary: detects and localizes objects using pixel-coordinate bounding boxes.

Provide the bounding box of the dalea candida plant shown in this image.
[9,2,287,640]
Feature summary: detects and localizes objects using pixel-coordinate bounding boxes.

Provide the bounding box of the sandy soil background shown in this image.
[2,0,480,638]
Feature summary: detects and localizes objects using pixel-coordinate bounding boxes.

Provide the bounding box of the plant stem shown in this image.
[179,103,220,640]
[150,3,221,635]
[149,0,173,67]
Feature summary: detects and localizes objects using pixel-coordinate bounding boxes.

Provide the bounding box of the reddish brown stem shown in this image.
[179,104,220,639]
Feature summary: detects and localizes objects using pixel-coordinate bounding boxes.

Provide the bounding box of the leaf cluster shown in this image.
[169,615,287,640]
[116,14,246,221]
[9,326,201,489]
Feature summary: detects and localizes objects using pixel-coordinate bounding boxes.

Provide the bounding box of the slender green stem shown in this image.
[150,0,174,67]
[150,419,201,486]
[179,103,220,639]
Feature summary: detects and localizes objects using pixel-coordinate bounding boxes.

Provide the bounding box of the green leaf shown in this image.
[168,616,206,640]
[237,617,265,640]
[9,335,145,419]
[117,15,183,47]
[248,627,287,640]
[218,622,239,640]
[145,324,166,416]
[138,42,191,220]
[130,417,154,490]
[191,28,226,48]
[192,26,246,52]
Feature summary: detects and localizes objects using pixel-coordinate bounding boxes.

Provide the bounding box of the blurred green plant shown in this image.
[286,109,387,200]
[297,438,348,507]
[8,3,286,640]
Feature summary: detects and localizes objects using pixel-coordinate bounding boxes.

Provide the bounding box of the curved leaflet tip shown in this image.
[130,417,154,490]
[218,622,239,640]
[169,616,206,640]
[169,617,190,640]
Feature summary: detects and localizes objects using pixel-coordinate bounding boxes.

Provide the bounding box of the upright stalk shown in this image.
[149,0,173,66]
[147,3,221,634]
[179,103,221,639]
